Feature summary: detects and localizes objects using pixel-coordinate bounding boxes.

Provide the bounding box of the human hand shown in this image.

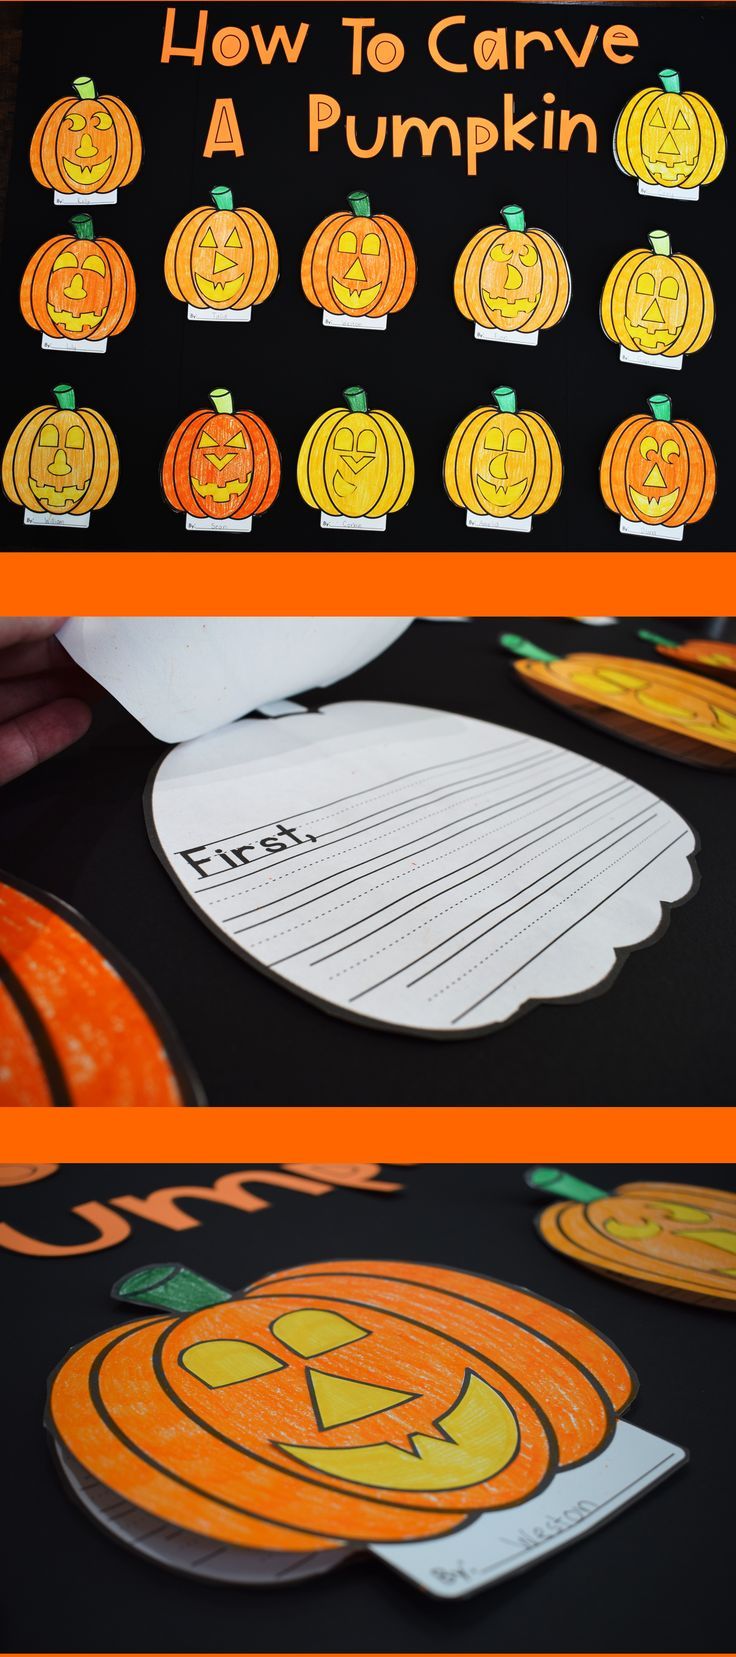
[0,617,94,785]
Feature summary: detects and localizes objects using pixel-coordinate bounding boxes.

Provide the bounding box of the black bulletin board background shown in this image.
[0,1162,731,1653]
[0,2,733,553]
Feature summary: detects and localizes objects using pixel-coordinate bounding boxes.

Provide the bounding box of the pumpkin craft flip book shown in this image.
[164,186,278,323]
[30,76,142,206]
[1,383,118,528]
[599,393,715,542]
[454,205,571,346]
[46,1257,686,1597]
[20,213,136,354]
[638,629,736,690]
[161,389,281,533]
[614,68,726,203]
[444,387,562,533]
[301,191,416,331]
[297,386,414,532]
[600,231,714,371]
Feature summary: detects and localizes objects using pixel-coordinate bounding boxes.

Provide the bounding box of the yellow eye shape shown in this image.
[660,276,679,300]
[673,109,690,130]
[484,428,504,451]
[490,243,510,262]
[82,254,106,276]
[66,113,86,131]
[640,436,659,459]
[271,1308,368,1357]
[92,110,112,131]
[66,425,86,450]
[225,228,242,249]
[357,430,377,454]
[52,251,78,272]
[662,439,681,463]
[519,242,539,267]
[649,108,666,128]
[228,432,246,449]
[38,424,59,448]
[338,231,357,254]
[362,232,381,257]
[635,272,656,296]
[333,428,354,452]
[198,432,217,448]
[181,1339,284,1388]
[200,228,217,248]
[507,428,527,454]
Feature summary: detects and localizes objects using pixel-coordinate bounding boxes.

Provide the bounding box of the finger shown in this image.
[0,698,92,787]
[0,672,92,725]
[0,617,67,653]
[0,635,98,694]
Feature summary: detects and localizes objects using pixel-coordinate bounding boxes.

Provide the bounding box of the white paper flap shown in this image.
[372,1421,686,1598]
[638,181,699,201]
[619,516,684,543]
[54,188,118,205]
[323,310,387,331]
[619,347,682,371]
[474,324,538,346]
[185,514,252,534]
[24,508,90,529]
[466,511,532,533]
[321,512,386,532]
[187,305,252,322]
[42,333,108,354]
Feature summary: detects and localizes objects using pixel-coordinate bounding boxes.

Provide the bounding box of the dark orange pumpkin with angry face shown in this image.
[600,393,715,529]
[161,389,280,521]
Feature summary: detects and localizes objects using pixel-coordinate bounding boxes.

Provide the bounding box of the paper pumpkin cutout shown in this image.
[1,384,118,525]
[454,205,571,344]
[614,68,726,197]
[161,389,280,531]
[30,77,142,199]
[147,699,697,1035]
[297,387,414,530]
[505,638,736,769]
[301,190,416,329]
[600,231,714,366]
[20,213,136,349]
[0,874,201,1106]
[444,386,562,532]
[47,1256,637,1586]
[164,186,278,317]
[600,393,715,540]
[528,1169,736,1309]
[640,630,736,690]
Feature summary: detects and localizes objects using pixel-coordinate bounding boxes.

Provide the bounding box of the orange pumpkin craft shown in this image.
[30,77,142,201]
[161,389,281,532]
[444,387,562,531]
[165,186,278,319]
[600,231,714,368]
[301,191,416,330]
[600,393,715,541]
[1,384,118,527]
[614,68,726,200]
[639,629,736,690]
[48,1257,637,1583]
[0,875,200,1106]
[454,204,571,344]
[502,635,736,769]
[20,213,136,352]
[528,1169,736,1310]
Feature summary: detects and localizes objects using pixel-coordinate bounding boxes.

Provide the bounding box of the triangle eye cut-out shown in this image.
[200,227,217,248]
[225,228,242,249]
[649,108,666,128]
[673,109,690,129]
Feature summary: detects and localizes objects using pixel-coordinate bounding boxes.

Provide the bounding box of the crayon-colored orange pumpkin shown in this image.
[1,384,118,518]
[161,389,280,521]
[601,231,714,360]
[444,386,562,520]
[49,1257,635,1565]
[30,76,142,196]
[530,1169,736,1308]
[20,213,136,344]
[600,393,715,530]
[614,68,726,193]
[302,191,416,320]
[165,186,278,313]
[454,205,570,335]
[650,636,736,688]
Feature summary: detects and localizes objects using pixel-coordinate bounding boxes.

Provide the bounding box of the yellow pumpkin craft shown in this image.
[454,205,571,343]
[165,185,278,317]
[297,386,414,530]
[614,68,726,198]
[2,384,118,526]
[639,629,736,690]
[600,392,715,540]
[444,386,562,531]
[20,213,136,352]
[301,190,416,330]
[30,76,142,200]
[601,231,714,367]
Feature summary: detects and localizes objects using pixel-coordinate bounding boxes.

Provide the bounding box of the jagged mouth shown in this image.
[47,303,108,333]
[332,279,383,310]
[625,321,680,350]
[29,479,87,509]
[61,158,112,187]
[628,485,680,519]
[481,292,538,320]
[194,274,245,306]
[192,475,251,503]
[644,159,696,181]
[476,476,528,511]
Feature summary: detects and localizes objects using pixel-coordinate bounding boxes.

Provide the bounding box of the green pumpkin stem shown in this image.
[525,1167,609,1202]
[648,230,671,257]
[492,386,517,415]
[72,76,96,100]
[210,388,234,415]
[501,204,526,233]
[499,632,559,664]
[70,213,95,242]
[53,385,76,412]
[113,1263,232,1313]
[210,185,234,212]
[648,394,672,423]
[658,68,681,95]
[348,191,371,217]
[639,627,678,647]
[343,386,368,414]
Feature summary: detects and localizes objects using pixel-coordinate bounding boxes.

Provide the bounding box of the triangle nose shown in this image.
[344,258,366,282]
[644,463,666,489]
[643,299,665,323]
[213,250,236,274]
[307,1368,415,1430]
[659,131,680,155]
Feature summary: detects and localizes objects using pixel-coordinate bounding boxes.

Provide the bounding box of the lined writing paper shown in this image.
[148,702,697,1036]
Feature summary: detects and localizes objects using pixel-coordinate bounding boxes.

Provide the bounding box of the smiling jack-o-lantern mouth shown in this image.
[194,274,246,306]
[481,291,539,320]
[47,303,108,333]
[475,475,529,510]
[331,278,383,310]
[628,485,680,518]
[62,157,112,187]
[29,478,88,508]
[625,320,680,350]
[192,473,252,503]
[644,158,695,182]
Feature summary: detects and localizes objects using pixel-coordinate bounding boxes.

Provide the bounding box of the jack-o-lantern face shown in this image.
[30,77,142,197]
[454,207,571,336]
[479,232,542,326]
[614,69,726,192]
[600,394,716,529]
[28,409,95,511]
[601,231,714,360]
[298,387,414,519]
[165,186,278,313]
[302,192,416,320]
[2,384,118,517]
[20,214,136,344]
[444,386,562,520]
[161,389,281,522]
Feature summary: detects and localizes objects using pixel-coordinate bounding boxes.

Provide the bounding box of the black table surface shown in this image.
[1,616,734,1105]
[1,1161,731,1654]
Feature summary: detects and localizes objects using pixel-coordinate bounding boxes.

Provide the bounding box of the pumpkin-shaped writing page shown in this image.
[147,701,697,1037]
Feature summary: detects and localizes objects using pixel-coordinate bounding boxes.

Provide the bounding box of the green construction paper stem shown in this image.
[492,386,517,414]
[113,1263,232,1313]
[501,204,526,233]
[658,68,681,95]
[70,213,95,242]
[348,190,371,217]
[648,394,672,423]
[73,76,96,101]
[210,388,234,415]
[344,386,368,414]
[525,1167,609,1202]
[53,385,76,412]
[648,230,671,257]
[499,632,559,664]
[639,627,678,647]
[210,185,234,212]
